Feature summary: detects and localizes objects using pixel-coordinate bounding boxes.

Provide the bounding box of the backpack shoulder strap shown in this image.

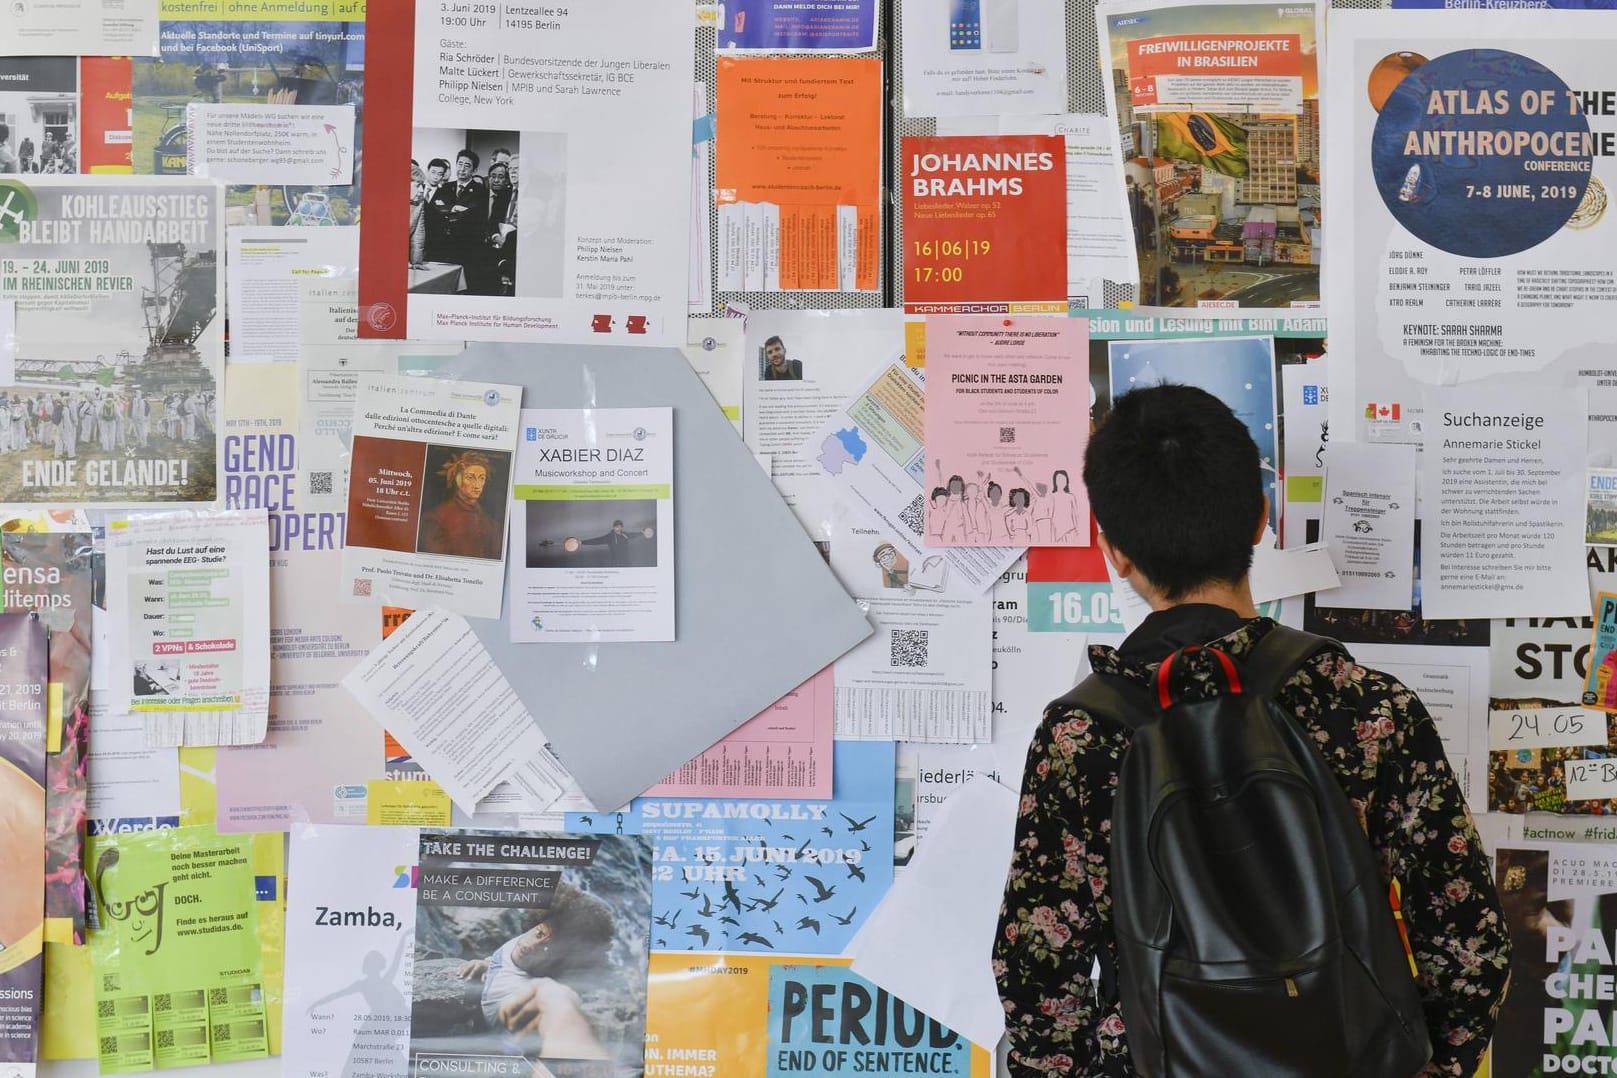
[1050,669,1159,731]
[1239,624,1345,698]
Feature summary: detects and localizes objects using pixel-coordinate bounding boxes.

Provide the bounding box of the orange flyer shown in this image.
[902,134,1068,314]
[715,56,883,293]
[78,57,133,174]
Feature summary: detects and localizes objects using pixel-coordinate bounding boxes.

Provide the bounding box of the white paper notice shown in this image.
[86,691,180,825]
[283,825,417,1078]
[108,509,272,748]
[1420,383,1588,619]
[1249,539,1340,605]
[849,775,1016,1050]
[831,505,994,742]
[0,300,14,385]
[682,317,743,436]
[342,610,556,812]
[1488,706,1606,752]
[0,0,158,56]
[1370,645,1487,809]
[187,104,355,186]
[408,0,693,344]
[1565,758,1617,803]
[899,0,1068,118]
[1315,442,1415,610]
[227,227,359,364]
[341,374,522,619]
[508,407,675,643]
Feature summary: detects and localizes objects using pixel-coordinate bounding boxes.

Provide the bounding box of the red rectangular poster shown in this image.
[79,57,133,174]
[902,134,1068,314]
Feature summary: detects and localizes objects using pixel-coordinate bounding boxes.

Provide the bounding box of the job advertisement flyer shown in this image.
[0,613,50,1076]
[282,826,418,1078]
[410,831,653,1078]
[509,407,675,643]
[364,0,692,345]
[925,315,1089,547]
[0,176,224,505]
[1326,11,1617,444]
[341,373,522,618]
[108,509,272,748]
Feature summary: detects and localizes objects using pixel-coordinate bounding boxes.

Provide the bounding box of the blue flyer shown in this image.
[717,0,880,52]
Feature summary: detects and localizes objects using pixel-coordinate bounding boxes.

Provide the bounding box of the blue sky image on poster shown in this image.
[566,740,895,955]
[1107,336,1279,533]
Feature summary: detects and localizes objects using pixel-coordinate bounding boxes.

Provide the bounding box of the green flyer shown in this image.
[88,826,269,1073]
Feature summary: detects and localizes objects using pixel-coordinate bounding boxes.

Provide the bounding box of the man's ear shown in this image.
[1097,531,1134,580]
[1252,493,1271,545]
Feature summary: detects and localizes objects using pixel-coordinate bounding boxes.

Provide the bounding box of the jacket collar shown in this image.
[1088,604,1276,684]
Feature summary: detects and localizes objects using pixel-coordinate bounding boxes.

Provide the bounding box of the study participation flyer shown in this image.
[0,176,224,505]
[358,0,693,346]
[924,315,1089,546]
[107,509,272,747]
[0,613,50,1075]
[509,408,675,643]
[341,373,522,619]
[89,826,269,1073]
[1099,0,1322,311]
[1325,11,1617,444]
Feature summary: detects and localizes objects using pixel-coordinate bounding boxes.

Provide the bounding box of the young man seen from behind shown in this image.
[994,383,1510,1077]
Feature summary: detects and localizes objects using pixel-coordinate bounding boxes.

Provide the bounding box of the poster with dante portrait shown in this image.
[340,373,522,619]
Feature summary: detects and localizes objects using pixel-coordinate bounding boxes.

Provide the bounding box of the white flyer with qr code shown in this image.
[804,359,1021,595]
[828,503,993,743]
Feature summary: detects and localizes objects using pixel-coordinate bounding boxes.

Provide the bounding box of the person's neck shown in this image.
[1141,577,1258,619]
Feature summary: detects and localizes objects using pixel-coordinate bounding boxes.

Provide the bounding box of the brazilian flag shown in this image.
[1155,113,1249,178]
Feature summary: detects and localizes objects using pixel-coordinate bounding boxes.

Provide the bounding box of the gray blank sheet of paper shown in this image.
[440,341,873,811]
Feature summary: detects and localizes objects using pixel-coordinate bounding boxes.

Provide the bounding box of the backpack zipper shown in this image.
[1285,977,1299,998]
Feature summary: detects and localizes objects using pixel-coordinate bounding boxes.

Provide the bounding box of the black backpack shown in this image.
[1057,625,1431,1078]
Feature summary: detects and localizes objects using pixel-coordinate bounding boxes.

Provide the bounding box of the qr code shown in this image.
[897,495,925,537]
[352,577,372,597]
[98,1037,116,1055]
[207,988,227,1006]
[211,1024,231,1043]
[155,993,171,1012]
[890,629,930,668]
[308,471,334,495]
[999,426,1016,444]
[97,1000,115,1019]
[157,1029,175,1050]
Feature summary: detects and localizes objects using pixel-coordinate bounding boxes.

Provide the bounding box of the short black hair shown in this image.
[1082,383,1262,600]
[457,149,480,169]
[764,335,784,350]
[930,486,949,501]
[428,157,450,172]
[612,519,624,527]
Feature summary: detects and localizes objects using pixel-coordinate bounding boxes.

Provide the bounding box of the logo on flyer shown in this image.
[0,181,38,242]
[393,864,419,889]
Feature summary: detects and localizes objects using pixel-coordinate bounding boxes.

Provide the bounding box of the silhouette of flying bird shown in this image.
[721,880,744,913]
[579,815,593,826]
[841,813,878,832]
[654,909,681,929]
[846,862,866,883]
[679,887,701,900]
[753,887,784,912]
[860,839,871,853]
[698,893,715,918]
[773,919,785,935]
[774,865,792,880]
[796,916,821,935]
[739,932,775,948]
[719,915,740,926]
[804,875,837,903]
[686,924,710,946]
[821,826,834,838]
[832,907,858,926]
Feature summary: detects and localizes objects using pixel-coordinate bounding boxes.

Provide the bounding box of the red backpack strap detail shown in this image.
[1156,645,1243,709]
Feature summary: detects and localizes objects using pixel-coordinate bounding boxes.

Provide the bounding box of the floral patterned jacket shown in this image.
[994,606,1510,1077]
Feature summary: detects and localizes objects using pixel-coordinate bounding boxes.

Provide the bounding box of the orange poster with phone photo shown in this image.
[715,56,883,293]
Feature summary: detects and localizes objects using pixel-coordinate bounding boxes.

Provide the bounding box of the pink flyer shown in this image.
[923,316,1090,547]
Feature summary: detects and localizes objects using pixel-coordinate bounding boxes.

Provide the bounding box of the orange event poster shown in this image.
[716,57,882,292]
[902,135,1068,314]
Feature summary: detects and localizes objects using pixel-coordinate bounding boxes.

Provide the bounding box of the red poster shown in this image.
[78,57,132,174]
[355,0,416,338]
[344,437,427,552]
[902,135,1068,314]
